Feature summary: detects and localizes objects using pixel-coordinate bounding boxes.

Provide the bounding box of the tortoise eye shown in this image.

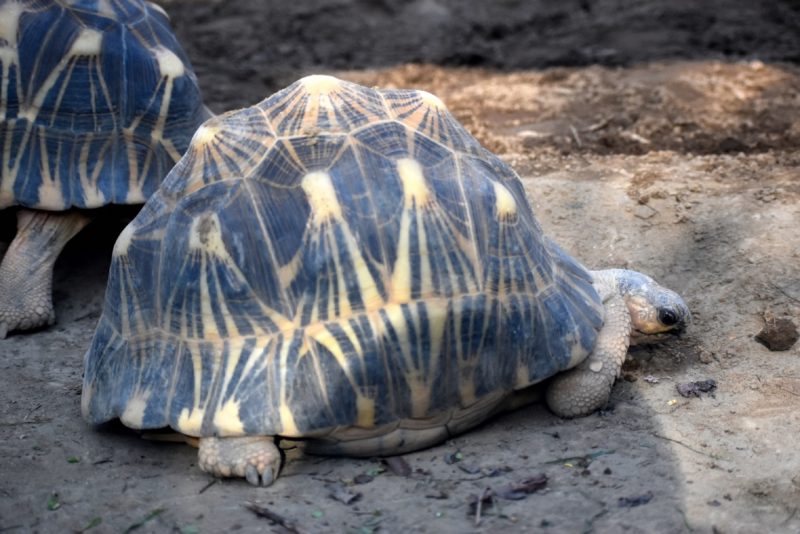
[658,308,679,326]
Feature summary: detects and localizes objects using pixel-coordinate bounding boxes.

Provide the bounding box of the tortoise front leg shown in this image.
[545,289,631,418]
[0,209,90,338]
[198,436,283,487]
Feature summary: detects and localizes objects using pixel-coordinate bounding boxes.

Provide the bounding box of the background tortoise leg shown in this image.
[545,291,632,418]
[198,436,282,487]
[0,209,90,338]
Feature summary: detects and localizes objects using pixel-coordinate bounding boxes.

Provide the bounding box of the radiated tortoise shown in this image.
[0,0,208,337]
[82,75,690,486]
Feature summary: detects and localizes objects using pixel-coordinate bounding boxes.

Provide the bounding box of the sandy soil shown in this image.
[2,1,800,533]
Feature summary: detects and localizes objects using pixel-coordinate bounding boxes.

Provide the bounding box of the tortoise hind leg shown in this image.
[198,436,282,487]
[0,209,90,338]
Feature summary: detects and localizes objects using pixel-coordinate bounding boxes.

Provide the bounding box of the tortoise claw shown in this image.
[245,464,275,487]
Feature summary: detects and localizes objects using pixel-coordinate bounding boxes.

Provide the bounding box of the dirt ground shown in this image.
[2,1,800,533]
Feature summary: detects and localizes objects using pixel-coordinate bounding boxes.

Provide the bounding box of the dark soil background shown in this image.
[161,0,800,110]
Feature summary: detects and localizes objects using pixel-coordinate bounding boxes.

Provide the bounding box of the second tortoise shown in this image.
[0,0,208,337]
[82,75,690,486]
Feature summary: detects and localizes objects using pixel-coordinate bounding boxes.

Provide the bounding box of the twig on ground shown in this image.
[244,502,304,534]
[0,419,52,426]
[769,282,800,304]
[198,479,217,494]
[544,449,615,465]
[776,385,800,398]
[475,487,491,527]
[569,124,582,147]
[123,508,166,533]
[582,117,611,132]
[650,432,719,459]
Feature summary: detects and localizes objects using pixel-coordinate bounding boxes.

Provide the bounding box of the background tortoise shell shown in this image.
[0,0,207,210]
[82,75,604,440]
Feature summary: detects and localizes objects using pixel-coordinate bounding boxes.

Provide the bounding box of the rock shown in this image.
[698,348,717,364]
[717,136,748,153]
[677,379,717,398]
[618,490,654,508]
[755,316,799,351]
[633,204,657,220]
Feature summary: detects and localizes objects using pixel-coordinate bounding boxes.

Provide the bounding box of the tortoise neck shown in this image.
[588,269,649,301]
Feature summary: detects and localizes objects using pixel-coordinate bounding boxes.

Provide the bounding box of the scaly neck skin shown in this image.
[589,269,625,302]
[591,268,654,296]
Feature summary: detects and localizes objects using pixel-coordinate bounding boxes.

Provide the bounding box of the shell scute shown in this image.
[382,89,482,155]
[261,75,389,137]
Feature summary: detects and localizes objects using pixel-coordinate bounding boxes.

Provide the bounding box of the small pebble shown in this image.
[676,379,717,398]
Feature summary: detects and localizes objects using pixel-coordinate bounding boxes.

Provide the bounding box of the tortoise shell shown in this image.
[0,0,207,211]
[82,76,604,439]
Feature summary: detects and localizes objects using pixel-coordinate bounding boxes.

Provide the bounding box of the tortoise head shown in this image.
[613,270,691,337]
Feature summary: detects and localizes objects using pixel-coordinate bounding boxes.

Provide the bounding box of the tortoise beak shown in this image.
[668,315,690,336]
[629,322,687,345]
[668,323,687,337]
[671,306,692,337]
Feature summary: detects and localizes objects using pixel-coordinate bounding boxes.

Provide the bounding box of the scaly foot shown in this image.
[198,436,282,486]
